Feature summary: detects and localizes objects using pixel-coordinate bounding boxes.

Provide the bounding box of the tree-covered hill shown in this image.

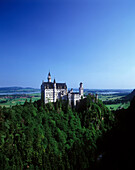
[97,96,135,170]
[0,96,114,170]
[124,89,135,101]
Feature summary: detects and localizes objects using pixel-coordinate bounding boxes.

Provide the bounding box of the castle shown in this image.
[41,72,84,106]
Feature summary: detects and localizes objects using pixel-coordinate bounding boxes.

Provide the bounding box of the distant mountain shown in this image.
[0,87,40,93]
[124,89,135,101]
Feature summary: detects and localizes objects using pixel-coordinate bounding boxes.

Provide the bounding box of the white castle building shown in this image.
[41,72,84,106]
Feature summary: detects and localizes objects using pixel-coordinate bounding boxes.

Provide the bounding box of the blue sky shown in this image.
[0,0,135,89]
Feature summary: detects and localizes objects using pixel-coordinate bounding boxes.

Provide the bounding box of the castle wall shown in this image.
[41,73,83,106]
[73,94,81,106]
[44,88,67,104]
[45,89,54,103]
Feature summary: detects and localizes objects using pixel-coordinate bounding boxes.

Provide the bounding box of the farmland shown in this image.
[0,93,40,107]
[84,89,132,110]
[0,88,133,110]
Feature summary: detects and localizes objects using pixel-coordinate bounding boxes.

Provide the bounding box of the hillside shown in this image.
[124,89,135,101]
[98,96,135,170]
[1,93,134,169]
[0,96,114,169]
[0,87,40,93]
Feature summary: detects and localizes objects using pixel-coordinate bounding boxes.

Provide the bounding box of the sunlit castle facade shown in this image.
[41,72,84,106]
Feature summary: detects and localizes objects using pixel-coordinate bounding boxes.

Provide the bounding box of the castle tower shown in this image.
[48,72,51,82]
[79,82,83,97]
[53,78,56,102]
[70,88,73,93]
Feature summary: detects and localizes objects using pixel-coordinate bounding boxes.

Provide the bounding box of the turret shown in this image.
[79,82,83,97]
[54,78,56,84]
[53,78,56,102]
[70,88,73,93]
[48,72,51,82]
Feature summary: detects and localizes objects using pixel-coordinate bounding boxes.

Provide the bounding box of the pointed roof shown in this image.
[48,71,51,76]
[42,82,67,89]
[54,78,56,83]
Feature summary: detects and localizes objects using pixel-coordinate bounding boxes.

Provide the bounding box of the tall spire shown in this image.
[48,72,51,82]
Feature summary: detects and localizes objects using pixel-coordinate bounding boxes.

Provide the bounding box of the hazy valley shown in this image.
[0,87,132,111]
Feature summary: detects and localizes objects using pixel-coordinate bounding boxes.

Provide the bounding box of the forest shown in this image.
[0,95,114,169]
[0,94,134,169]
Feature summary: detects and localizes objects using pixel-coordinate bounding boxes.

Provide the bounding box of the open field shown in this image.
[106,102,130,110]
[0,88,133,110]
[0,93,40,107]
[84,89,132,110]
[99,94,130,110]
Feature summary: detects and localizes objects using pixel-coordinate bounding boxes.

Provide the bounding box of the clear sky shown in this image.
[0,0,135,89]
